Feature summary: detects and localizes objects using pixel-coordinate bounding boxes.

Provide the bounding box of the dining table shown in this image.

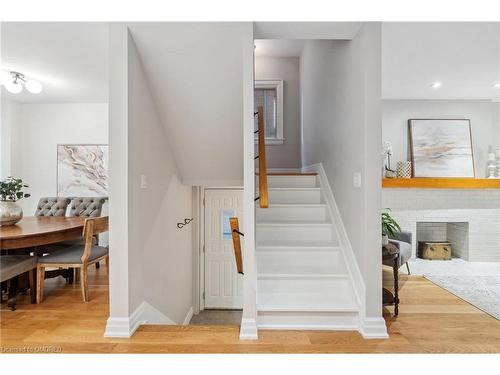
[1,216,86,302]
[0,216,86,250]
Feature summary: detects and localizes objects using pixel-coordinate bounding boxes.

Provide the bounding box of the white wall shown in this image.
[254,57,301,169]
[300,23,383,320]
[382,100,500,177]
[1,99,21,179]
[128,33,193,323]
[126,23,249,187]
[106,25,194,336]
[2,101,108,214]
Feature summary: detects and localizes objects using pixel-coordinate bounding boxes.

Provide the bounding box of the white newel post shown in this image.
[240,22,258,340]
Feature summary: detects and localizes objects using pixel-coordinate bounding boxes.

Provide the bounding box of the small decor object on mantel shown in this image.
[383,141,397,178]
[409,119,475,178]
[496,150,500,178]
[487,151,497,179]
[397,161,412,178]
[381,208,401,246]
[0,177,31,226]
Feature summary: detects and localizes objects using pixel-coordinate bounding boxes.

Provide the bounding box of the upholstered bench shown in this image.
[0,255,37,310]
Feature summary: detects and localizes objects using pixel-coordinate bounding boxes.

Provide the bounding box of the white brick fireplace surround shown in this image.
[382,189,500,262]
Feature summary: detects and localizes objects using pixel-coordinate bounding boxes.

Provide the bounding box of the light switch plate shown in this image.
[140,175,148,189]
[353,172,362,188]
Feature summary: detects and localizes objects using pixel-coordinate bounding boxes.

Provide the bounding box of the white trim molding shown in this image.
[360,317,389,339]
[239,318,258,340]
[302,162,388,340]
[104,301,177,338]
[183,307,194,325]
[254,79,284,145]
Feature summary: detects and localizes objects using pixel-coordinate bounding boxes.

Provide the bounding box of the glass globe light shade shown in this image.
[4,80,23,94]
[0,70,11,85]
[25,79,43,94]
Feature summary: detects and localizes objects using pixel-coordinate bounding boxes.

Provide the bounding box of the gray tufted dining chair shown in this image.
[34,197,71,217]
[68,197,107,218]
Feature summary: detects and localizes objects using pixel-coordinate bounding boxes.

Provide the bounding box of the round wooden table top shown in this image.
[0,216,86,250]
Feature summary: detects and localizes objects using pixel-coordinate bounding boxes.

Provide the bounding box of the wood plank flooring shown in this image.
[1,266,499,353]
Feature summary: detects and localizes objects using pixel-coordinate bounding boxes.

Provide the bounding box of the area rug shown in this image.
[424,274,500,320]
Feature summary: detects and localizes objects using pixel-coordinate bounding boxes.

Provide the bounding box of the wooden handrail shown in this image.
[229,217,244,274]
[256,106,269,208]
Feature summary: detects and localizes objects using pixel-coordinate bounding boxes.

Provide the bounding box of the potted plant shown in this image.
[0,177,30,226]
[382,209,400,246]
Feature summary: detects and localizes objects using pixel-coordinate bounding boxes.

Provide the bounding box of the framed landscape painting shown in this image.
[57,144,109,197]
[408,119,475,178]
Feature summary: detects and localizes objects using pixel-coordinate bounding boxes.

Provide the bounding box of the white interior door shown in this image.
[204,189,244,309]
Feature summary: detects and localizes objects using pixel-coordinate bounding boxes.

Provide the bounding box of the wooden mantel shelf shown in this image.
[382,178,500,189]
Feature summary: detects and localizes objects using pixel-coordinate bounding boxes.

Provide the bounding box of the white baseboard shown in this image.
[183,306,194,325]
[360,317,389,339]
[103,317,138,338]
[239,318,258,340]
[302,163,366,308]
[302,163,388,340]
[104,301,175,338]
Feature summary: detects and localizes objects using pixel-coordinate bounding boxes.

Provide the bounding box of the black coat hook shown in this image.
[177,218,194,229]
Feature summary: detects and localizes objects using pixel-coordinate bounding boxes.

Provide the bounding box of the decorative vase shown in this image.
[0,201,23,226]
[382,234,389,246]
[397,161,412,178]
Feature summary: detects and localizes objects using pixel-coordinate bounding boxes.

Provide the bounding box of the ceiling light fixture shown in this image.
[431,81,442,89]
[0,71,43,94]
[494,82,500,89]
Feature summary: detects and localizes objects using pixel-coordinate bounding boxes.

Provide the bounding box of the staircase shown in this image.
[255,173,360,330]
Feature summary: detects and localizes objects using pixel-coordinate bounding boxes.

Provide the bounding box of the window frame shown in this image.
[254,80,284,145]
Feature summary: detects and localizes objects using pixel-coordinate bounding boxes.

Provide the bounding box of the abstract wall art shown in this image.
[57,144,109,197]
[408,119,475,178]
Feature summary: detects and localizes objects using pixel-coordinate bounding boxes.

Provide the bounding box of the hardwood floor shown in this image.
[1,266,499,353]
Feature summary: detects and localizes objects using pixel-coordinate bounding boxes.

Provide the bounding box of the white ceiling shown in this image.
[382,22,500,100]
[253,22,362,40]
[1,22,108,103]
[254,40,305,57]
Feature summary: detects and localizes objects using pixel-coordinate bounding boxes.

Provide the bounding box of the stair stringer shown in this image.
[301,163,388,339]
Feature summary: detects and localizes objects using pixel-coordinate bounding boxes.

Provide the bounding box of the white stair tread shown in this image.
[257,222,332,227]
[257,218,332,224]
[257,292,358,312]
[257,241,338,248]
[258,273,348,280]
[259,203,327,207]
[267,187,321,191]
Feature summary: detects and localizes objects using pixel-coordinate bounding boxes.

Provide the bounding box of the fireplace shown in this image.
[416,222,469,260]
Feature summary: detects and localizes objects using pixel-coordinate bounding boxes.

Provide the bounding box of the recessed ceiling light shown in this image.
[493,82,500,88]
[431,82,442,89]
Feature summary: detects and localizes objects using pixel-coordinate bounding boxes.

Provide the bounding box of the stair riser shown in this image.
[256,225,335,242]
[258,277,352,294]
[257,250,343,275]
[258,176,318,188]
[257,311,359,330]
[268,189,322,204]
[256,205,329,222]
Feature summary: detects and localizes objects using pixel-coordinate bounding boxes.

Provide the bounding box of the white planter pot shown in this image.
[382,234,389,246]
[0,201,23,226]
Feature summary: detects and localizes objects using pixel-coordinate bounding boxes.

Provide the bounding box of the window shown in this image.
[221,209,236,240]
[254,80,284,145]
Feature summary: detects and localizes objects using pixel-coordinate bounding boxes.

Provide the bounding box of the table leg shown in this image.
[7,276,19,311]
[68,268,74,284]
[393,255,399,316]
[29,269,36,304]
